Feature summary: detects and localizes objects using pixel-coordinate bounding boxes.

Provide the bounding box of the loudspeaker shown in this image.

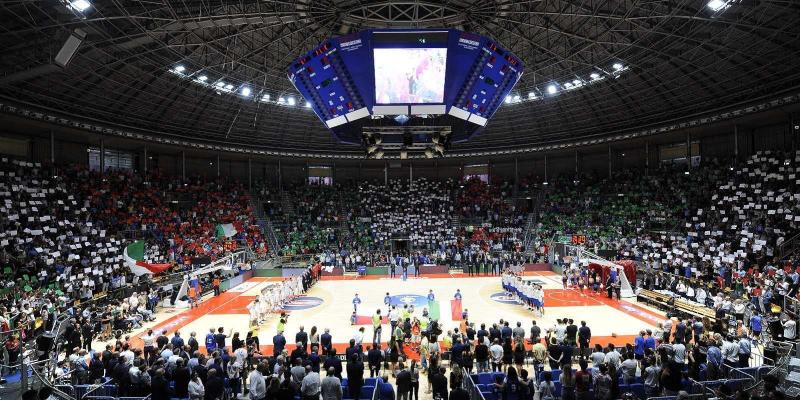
[55,28,87,68]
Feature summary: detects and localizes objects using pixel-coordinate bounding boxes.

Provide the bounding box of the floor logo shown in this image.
[283,296,324,311]
[490,292,520,305]
[522,279,546,285]
[388,294,429,308]
[619,304,663,324]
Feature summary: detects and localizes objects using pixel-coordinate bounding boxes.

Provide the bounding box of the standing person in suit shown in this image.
[187,332,199,354]
[367,345,384,377]
[272,331,286,357]
[321,328,333,354]
[346,353,365,400]
[296,326,309,353]
[431,366,448,400]
[396,362,412,400]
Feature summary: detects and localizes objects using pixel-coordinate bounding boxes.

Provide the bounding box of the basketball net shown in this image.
[579,249,635,298]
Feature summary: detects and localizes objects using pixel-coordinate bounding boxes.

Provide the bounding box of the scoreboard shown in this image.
[287,29,524,145]
[571,235,588,245]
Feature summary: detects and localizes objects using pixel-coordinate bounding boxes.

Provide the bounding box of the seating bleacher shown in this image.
[636,289,717,322]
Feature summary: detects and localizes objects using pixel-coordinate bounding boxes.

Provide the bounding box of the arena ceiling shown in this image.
[0,0,799,155]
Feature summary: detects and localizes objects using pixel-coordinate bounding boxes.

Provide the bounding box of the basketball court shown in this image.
[124,271,664,354]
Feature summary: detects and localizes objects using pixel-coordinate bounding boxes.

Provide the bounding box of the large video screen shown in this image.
[374,48,447,104]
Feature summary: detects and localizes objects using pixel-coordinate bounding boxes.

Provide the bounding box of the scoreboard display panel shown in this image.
[287,29,523,144]
[571,235,588,245]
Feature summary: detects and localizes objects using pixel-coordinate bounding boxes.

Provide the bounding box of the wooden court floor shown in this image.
[124,272,664,354]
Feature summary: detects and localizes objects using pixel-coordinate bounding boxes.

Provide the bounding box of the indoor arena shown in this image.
[1,1,800,400]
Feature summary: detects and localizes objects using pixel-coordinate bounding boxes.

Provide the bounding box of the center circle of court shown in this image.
[282,296,324,311]
[386,294,430,308]
[489,292,520,305]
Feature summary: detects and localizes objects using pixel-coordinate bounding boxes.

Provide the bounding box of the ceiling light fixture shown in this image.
[707,0,728,11]
[287,97,296,106]
[174,65,186,73]
[547,84,558,95]
[613,63,623,71]
[68,0,91,12]
[241,87,251,97]
[198,75,208,82]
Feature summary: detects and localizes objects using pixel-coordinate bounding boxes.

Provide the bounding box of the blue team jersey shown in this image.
[353,297,361,304]
[454,293,462,300]
[751,315,763,331]
[205,333,216,350]
[428,293,435,301]
[634,336,645,355]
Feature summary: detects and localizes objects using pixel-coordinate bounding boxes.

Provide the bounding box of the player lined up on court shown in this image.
[502,271,545,316]
[247,265,317,327]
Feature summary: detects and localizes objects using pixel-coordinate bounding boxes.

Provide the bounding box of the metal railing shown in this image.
[77,380,118,399]
[461,367,485,400]
[783,295,800,320]
[371,377,382,400]
[779,231,800,258]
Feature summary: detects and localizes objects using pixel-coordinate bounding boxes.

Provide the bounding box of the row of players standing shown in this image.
[387,250,523,277]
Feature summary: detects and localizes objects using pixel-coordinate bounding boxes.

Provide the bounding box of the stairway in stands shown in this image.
[249,195,276,252]
[523,189,544,253]
[451,214,462,232]
[281,190,296,218]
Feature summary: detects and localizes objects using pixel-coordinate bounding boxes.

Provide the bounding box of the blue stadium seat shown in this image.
[360,385,375,399]
[482,391,497,400]
[629,383,646,399]
[553,381,561,398]
[725,378,750,392]
[365,377,377,386]
[551,369,562,382]
[478,373,494,385]
[492,372,506,383]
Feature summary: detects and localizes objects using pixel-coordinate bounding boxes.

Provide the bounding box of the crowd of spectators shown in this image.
[271,177,530,264]
[0,157,266,382]
[535,159,730,251]
[359,179,456,250]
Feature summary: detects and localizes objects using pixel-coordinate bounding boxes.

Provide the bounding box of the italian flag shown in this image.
[215,223,238,239]
[124,241,171,276]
